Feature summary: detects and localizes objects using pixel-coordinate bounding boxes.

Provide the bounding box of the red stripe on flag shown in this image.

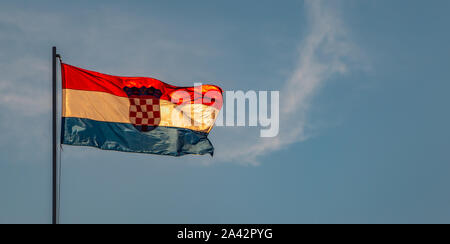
[61,63,223,109]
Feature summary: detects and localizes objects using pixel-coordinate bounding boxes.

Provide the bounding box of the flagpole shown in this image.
[52,46,59,224]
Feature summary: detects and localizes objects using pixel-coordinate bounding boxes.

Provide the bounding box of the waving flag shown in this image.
[61,63,223,156]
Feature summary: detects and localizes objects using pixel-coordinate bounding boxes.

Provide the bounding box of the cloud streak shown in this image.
[214,0,363,164]
[0,57,50,116]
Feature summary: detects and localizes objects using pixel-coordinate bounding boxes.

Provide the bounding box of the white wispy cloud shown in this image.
[0,57,50,116]
[213,0,364,164]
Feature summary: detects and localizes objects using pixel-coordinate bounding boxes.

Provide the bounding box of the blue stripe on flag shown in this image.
[62,117,214,156]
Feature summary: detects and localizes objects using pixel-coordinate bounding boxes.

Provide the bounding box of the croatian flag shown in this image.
[61,63,223,156]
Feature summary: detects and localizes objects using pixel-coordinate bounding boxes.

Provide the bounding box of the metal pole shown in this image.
[52,46,58,224]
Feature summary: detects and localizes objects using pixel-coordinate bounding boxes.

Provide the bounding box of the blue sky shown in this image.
[1,0,450,223]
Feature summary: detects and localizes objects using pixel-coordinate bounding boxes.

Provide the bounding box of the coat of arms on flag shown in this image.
[123,87,163,132]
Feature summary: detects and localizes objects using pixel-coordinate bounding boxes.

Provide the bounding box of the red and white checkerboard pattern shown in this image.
[129,97,161,126]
